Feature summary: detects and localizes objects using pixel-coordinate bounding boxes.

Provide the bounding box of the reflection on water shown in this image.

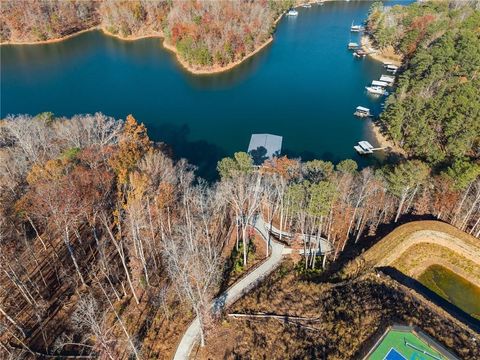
[419,264,480,320]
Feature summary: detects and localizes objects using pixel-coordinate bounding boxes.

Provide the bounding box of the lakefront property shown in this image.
[0,1,479,359]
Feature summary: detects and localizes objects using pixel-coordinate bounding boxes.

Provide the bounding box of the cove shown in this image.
[418,264,480,320]
[1,1,409,179]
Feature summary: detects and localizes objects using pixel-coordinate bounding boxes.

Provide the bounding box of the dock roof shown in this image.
[356,106,370,112]
[248,134,283,165]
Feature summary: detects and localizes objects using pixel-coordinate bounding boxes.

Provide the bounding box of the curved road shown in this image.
[173,216,286,360]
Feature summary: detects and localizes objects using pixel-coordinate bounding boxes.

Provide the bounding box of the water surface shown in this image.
[419,264,480,320]
[1,1,409,179]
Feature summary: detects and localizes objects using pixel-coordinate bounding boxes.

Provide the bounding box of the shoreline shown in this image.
[361,35,402,67]
[0,26,99,46]
[368,120,406,156]
[0,2,332,75]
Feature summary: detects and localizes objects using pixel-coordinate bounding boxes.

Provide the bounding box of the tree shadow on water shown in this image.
[151,123,226,181]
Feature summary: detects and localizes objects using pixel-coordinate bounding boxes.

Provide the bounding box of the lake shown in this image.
[0,1,408,179]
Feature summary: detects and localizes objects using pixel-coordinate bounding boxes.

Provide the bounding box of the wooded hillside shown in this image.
[0,0,294,70]
[0,113,479,358]
[367,1,480,166]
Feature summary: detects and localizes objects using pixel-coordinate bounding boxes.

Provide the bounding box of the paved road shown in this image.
[173,216,285,360]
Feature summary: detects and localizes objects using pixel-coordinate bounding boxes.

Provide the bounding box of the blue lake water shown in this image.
[0,1,410,179]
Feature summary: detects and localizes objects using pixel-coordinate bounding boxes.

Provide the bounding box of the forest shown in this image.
[0,112,479,358]
[0,0,294,70]
[366,1,480,166]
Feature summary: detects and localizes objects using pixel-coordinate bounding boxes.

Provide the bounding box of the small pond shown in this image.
[418,264,480,320]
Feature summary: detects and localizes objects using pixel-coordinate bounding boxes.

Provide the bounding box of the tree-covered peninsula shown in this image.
[0,0,295,73]
[366,1,480,166]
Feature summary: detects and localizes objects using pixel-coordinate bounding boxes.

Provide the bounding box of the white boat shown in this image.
[366,86,388,96]
[302,3,312,8]
[286,9,299,16]
[354,106,371,118]
[372,80,389,87]
[351,21,364,32]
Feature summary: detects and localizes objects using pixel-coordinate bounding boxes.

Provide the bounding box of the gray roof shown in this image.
[248,134,283,165]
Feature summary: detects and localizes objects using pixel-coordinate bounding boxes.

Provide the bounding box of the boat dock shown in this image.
[248,134,283,165]
[384,64,399,73]
[354,141,385,155]
[372,80,389,87]
[354,106,371,118]
[380,75,395,85]
[348,42,359,50]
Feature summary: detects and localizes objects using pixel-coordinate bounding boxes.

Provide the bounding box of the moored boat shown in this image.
[286,9,299,16]
[350,21,364,32]
[302,3,312,8]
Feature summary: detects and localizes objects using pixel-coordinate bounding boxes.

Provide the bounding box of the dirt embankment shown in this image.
[361,220,480,286]
[361,35,402,67]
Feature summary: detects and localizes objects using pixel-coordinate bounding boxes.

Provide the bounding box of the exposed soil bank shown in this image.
[361,35,402,67]
[1,25,274,75]
[0,3,334,75]
[0,27,98,46]
[368,120,406,156]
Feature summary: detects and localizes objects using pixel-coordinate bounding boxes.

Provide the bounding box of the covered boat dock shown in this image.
[248,134,283,165]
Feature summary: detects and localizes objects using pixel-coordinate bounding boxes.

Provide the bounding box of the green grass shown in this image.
[368,328,445,360]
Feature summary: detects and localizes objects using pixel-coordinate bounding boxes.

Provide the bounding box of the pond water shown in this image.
[1,1,409,179]
[418,264,480,320]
